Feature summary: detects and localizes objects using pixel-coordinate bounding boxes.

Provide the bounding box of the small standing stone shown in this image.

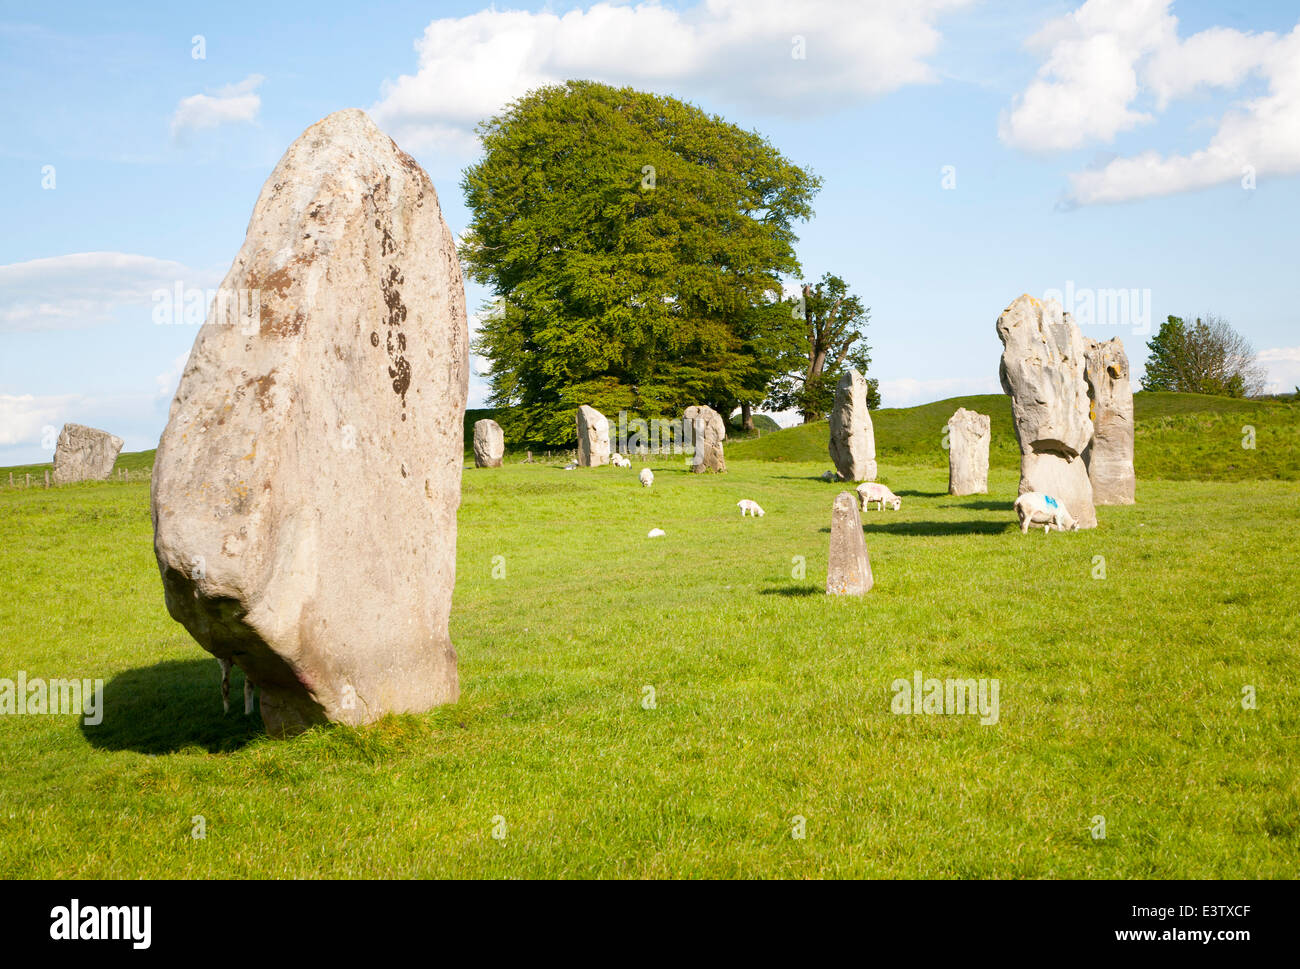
[44,469,50,488]
[575,405,610,467]
[683,404,726,473]
[51,423,123,485]
[472,418,505,468]
[947,408,990,495]
[829,369,877,482]
[827,491,873,596]
[1083,337,1136,505]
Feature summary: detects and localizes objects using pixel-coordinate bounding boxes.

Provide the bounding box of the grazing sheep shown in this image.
[647,527,666,538]
[611,453,631,468]
[856,481,901,511]
[1014,491,1079,534]
[737,499,765,517]
[639,468,654,487]
[218,657,254,715]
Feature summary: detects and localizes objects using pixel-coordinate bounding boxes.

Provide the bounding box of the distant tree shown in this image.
[1141,314,1265,398]
[764,273,877,422]
[460,80,821,445]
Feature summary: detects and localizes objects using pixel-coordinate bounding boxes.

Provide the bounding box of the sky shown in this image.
[2,0,1298,464]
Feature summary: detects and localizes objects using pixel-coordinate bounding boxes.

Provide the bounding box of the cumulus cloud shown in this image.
[0,393,80,447]
[171,74,264,137]
[371,0,972,156]
[1000,0,1300,204]
[1257,346,1300,395]
[0,252,210,331]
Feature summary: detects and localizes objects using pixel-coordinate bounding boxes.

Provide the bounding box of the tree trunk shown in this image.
[740,401,754,433]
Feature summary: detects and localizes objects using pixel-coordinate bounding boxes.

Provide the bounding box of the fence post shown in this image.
[26,473,31,488]
[44,469,50,488]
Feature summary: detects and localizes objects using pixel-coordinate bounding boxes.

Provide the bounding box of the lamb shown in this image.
[218,657,255,715]
[639,468,654,487]
[737,499,765,517]
[856,481,901,511]
[1013,491,1079,534]
[611,453,632,468]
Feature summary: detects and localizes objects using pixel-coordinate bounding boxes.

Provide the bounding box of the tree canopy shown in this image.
[1141,315,1265,398]
[460,80,821,444]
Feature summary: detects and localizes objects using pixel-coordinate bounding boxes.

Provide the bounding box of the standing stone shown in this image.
[151,109,468,737]
[575,405,610,466]
[472,418,504,468]
[947,408,990,495]
[829,369,876,481]
[51,423,123,484]
[684,404,726,473]
[996,295,1097,529]
[1083,337,1136,505]
[827,491,873,595]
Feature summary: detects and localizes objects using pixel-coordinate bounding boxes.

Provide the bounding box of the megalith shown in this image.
[829,369,877,482]
[575,405,610,467]
[996,295,1097,529]
[827,491,873,596]
[52,423,123,484]
[947,408,990,495]
[151,109,469,736]
[472,418,504,468]
[1083,337,1136,505]
[684,404,726,473]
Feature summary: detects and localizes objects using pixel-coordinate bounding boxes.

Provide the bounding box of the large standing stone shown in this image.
[51,423,123,484]
[684,404,726,473]
[829,369,877,481]
[472,418,504,468]
[1083,337,1136,505]
[947,408,990,495]
[827,491,873,595]
[996,295,1097,529]
[151,109,468,737]
[575,405,610,466]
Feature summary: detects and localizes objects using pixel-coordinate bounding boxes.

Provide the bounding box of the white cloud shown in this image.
[0,393,79,447]
[1257,346,1300,395]
[171,74,264,137]
[372,0,972,156]
[154,351,190,403]
[0,252,209,331]
[1000,0,1300,204]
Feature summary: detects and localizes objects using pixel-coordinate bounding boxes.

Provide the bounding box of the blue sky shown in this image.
[2,0,1298,464]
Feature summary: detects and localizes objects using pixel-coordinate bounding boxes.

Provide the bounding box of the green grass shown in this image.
[1,450,1297,877]
[727,392,1300,481]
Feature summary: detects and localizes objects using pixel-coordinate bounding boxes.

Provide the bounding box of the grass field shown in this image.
[2,411,1298,876]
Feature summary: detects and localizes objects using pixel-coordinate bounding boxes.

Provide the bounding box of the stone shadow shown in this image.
[81,659,263,755]
[759,585,821,597]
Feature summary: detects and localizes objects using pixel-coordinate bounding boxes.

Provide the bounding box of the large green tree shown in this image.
[1142,314,1264,397]
[764,273,877,423]
[460,80,820,444]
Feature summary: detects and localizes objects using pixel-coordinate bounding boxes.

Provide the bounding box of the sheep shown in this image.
[639,468,654,487]
[218,657,255,715]
[737,499,765,517]
[611,453,632,468]
[647,527,666,538]
[1013,491,1079,534]
[856,481,901,511]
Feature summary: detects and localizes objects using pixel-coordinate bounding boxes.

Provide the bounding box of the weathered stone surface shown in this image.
[151,109,468,737]
[996,295,1097,528]
[1083,337,1136,505]
[684,404,726,473]
[52,423,123,484]
[827,491,873,595]
[575,405,609,467]
[829,369,877,481]
[947,408,990,495]
[472,418,504,468]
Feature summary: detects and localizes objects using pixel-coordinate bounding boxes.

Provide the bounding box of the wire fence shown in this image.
[1,467,152,491]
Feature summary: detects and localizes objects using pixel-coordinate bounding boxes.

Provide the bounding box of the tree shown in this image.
[764,273,877,422]
[460,80,821,445]
[1141,314,1265,397]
